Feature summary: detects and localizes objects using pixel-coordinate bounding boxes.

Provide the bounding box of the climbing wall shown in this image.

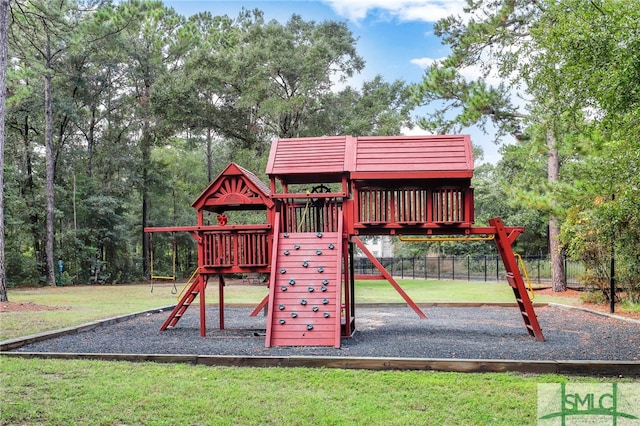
[265,230,343,348]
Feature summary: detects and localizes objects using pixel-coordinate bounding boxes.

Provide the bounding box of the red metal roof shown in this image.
[267,135,473,181]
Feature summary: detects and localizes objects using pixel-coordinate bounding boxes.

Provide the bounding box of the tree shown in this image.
[0,0,10,300]
[153,10,367,155]
[412,0,572,291]
[9,0,96,285]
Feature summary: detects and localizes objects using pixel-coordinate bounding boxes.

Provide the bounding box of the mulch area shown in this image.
[8,303,640,361]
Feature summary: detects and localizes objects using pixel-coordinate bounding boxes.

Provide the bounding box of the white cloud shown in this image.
[410,56,442,69]
[322,0,466,23]
[410,56,505,88]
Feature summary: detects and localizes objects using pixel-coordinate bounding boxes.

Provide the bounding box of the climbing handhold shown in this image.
[283,250,290,255]
[322,298,329,304]
[308,286,314,292]
[307,324,314,330]
[289,279,296,285]
[312,306,319,312]
[316,250,322,255]
[317,267,324,273]
[302,261,309,268]
[328,243,334,249]
[323,312,330,318]
[283,232,289,238]
[294,244,300,250]
[279,319,286,324]
[316,232,323,238]
[280,268,286,274]
[281,286,287,292]
[291,312,298,318]
[320,286,327,292]
[300,299,307,305]
[279,304,285,310]
[322,279,329,285]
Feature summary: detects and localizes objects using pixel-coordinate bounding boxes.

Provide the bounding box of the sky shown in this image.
[162,0,505,164]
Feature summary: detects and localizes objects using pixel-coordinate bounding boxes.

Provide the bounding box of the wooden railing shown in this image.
[201,227,270,269]
[281,200,341,233]
[357,187,474,225]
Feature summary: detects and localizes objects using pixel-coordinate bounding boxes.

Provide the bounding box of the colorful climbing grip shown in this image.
[294,244,300,250]
[316,232,323,238]
[281,286,287,292]
[280,268,286,274]
[307,324,314,330]
[291,312,298,318]
[320,286,327,292]
[322,298,329,304]
[283,250,290,255]
[308,286,314,292]
[279,304,285,310]
[312,306,319,312]
[322,279,329,285]
[323,312,330,318]
[300,299,307,305]
[289,279,296,285]
[283,232,289,238]
[302,261,309,268]
[316,250,322,255]
[279,319,286,324]
[317,267,324,273]
[328,243,334,249]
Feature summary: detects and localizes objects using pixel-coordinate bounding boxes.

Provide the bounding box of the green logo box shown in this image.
[538,383,640,425]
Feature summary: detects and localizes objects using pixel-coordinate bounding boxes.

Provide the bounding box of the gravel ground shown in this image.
[9,305,640,361]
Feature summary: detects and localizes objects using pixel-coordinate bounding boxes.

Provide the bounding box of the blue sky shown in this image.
[162,1,504,164]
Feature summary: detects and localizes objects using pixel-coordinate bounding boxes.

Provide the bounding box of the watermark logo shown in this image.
[538,383,640,425]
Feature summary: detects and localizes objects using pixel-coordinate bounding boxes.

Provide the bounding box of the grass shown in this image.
[1,358,635,426]
[1,280,638,425]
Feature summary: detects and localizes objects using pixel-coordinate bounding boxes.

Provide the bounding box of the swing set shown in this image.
[148,232,178,294]
[144,135,545,345]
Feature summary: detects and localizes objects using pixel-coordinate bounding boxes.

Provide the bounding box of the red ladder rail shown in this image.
[489,217,545,341]
[160,274,207,335]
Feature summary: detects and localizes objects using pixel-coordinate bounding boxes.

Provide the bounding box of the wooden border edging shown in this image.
[1,352,639,376]
[0,305,177,351]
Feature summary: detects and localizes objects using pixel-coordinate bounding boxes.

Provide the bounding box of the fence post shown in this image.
[437,256,441,280]
[482,256,486,281]
[412,257,416,279]
[467,256,470,281]
[424,256,428,280]
[452,256,455,280]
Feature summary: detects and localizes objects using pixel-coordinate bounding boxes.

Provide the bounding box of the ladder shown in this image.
[160,273,207,335]
[490,217,545,341]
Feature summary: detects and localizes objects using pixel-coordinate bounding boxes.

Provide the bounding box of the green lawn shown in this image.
[1,281,638,425]
[1,357,634,426]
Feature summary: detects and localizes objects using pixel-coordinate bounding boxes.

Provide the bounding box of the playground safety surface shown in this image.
[5,305,640,365]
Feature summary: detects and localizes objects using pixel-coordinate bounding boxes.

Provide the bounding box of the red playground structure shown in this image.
[145,135,544,347]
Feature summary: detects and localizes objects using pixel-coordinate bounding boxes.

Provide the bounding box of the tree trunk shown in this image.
[547,126,566,292]
[0,0,10,301]
[44,70,56,286]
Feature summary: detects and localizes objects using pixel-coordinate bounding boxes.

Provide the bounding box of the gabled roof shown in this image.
[351,135,473,179]
[266,136,352,184]
[192,163,273,212]
[266,135,473,183]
